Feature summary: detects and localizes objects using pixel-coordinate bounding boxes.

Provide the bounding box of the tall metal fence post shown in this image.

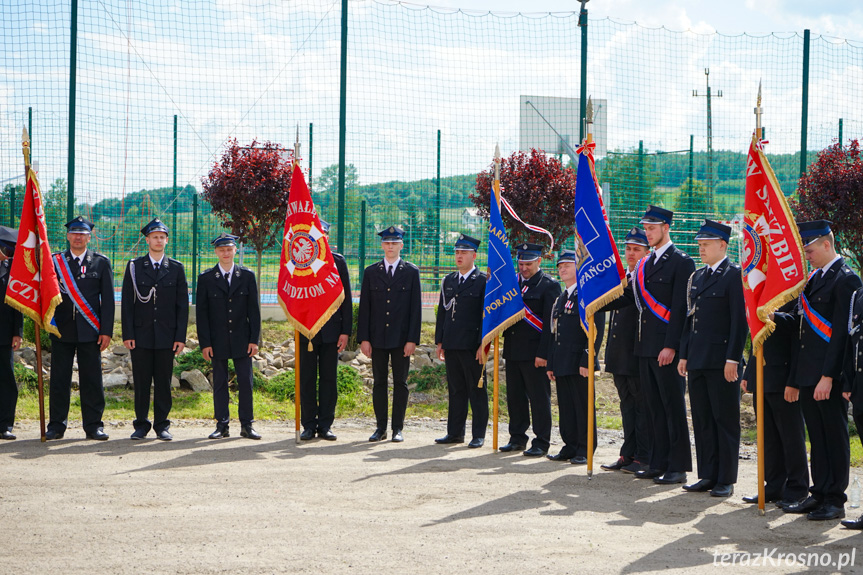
[67,0,79,222]
[839,118,843,147]
[191,190,198,304]
[578,3,588,143]
[800,29,811,178]
[336,0,348,254]
[172,114,178,259]
[308,122,314,192]
[359,200,367,287]
[688,134,694,192]
[637,140,644,204]
[435,129,441,269]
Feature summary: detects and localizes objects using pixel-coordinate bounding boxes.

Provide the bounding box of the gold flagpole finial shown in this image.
[754,81,763,140]
[22,127,31,170]
[585,96,594,145]
[294,125,300,167]
[493,144,501,205]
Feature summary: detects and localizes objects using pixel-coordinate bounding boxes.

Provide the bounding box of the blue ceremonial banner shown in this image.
[573,147,626,333]
[481,185,525,359]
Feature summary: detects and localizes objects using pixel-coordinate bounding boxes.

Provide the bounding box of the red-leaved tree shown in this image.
[792,140,863,271]
[202,139,294,295]
[470,149,577,252]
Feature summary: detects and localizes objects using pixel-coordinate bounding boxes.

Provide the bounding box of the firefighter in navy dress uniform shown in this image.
[678,220,747,498]
[781,220,861,521]
[197,233,261,440]
[299,219,352,441]
[122,219,189,441]
[629,206,694,485]
[357,226,422,443]
[841,284,863,529]
[46,217,114,441]
[545,249,605,464]
[434,233,488,448]
[599,227,652,473]
[740,300,809,507]
[500,243,561,457]
[0,228,23,440]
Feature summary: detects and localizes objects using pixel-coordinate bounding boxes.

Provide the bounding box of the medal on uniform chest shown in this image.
[564,299,573,314]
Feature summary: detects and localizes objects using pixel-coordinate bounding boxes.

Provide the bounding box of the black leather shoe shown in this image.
[682,479,716,492]
[0,430,16,440]
[467,438,484,448]
[622,461,650,474]
[209,426,230,439]
[710,484,734,497]
[300,428,315,441]
[571,456,588,465]
[156,429,173,441]
[547,451,573,462]
[523,446,547,457]
[781,496,821,514]
[391,430,404,443]
[841,515,863,529]
[498,442,526,453]
[85,428,109,441]
[434,435,464,444]
[318,429,337,441]
[130,429,147,440]
[45,428,64,440]
[654,471,687,485]
[635,468,664,479]
[369,429,387,442]
[241,426,261,440]
[742,494,780,504]
[601,457,631,471]
[808,504,845,521]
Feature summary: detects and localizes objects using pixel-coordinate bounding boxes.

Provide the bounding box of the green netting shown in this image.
[2,1,862,307]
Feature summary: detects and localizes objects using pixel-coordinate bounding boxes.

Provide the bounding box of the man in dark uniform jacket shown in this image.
[434,233,488,448]
[546,249,605,464]
[299,220,351,441]
[678,220,747,498]
[122,218,189,441]
[197,233,261,440]
[781,220,861,521]
[740,301,809,507]
[600,227,652,473]
[630,206,694,485]
[46,217,114,441]
[358,225,421,443]
[841,286,863,529]
[0,228,23,440]
[500,242,561,457]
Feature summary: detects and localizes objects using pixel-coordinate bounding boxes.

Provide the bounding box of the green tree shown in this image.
[596,149,660,245]
[314,163,358,216]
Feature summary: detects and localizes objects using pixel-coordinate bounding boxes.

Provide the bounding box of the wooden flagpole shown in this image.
[586,315,596,479]
[22,129,47,442]
[295,329,301,443]
[293,128,302,444]
[754,84,766,514]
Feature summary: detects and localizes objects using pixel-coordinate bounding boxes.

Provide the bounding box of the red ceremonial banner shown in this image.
[742,135,806,350]
[277,163,344,339]
[5,165,62,336]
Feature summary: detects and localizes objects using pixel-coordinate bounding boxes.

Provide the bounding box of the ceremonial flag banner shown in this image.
[5,163,61,335]
[277,163,344,339]
[481,181,525,359]
[573,144,626,332]
[742,134,806,349]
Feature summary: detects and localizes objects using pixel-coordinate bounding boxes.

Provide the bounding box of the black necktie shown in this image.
[154,262,160,273]
[705,267,713,279]
[810,269,822,290]
[225,272,230,289]
[459,276,465,285]
[388,266,394,279]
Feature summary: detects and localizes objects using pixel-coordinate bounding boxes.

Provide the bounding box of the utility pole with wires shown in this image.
[693,68,723,211]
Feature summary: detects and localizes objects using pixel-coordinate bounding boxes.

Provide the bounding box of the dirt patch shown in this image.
[1,418,859,575]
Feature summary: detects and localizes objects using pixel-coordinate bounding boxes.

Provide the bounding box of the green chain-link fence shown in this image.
[3,1,861,307]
